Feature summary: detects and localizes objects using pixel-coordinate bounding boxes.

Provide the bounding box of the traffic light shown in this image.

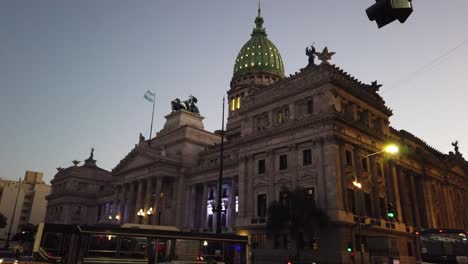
[387,202,395,219]
[366,0,413,28]
[347,242,354,257]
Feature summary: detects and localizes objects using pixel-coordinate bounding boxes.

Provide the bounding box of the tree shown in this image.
[0,213,7,229]
[266,188,330,264]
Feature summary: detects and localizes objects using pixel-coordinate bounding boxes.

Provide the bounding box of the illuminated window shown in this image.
[231,98,236,111]
[236,96,241,109]
[207,201,213,216]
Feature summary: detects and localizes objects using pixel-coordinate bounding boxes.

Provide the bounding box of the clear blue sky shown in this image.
[1,0,467,183]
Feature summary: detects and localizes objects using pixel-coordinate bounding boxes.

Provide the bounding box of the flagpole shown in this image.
[149,91,155,144]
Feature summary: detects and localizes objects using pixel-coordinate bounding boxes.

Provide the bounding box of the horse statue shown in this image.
[184,95,200,114]
[171,98,186,112]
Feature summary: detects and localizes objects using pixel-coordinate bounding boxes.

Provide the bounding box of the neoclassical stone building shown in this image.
[46,7,468,264]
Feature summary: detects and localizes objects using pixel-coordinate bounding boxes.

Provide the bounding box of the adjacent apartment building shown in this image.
[0,171,51,242]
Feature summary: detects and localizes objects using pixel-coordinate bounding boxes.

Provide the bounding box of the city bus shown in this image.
[415,229,468,264]
[32,223,248,264]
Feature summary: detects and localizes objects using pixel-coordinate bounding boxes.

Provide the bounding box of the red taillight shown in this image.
[287,261,292,264]
[196,256,200,261]
[415,231,420,236]
[438,229,443,233]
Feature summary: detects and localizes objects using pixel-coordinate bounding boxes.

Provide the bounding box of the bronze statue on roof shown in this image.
[452,141,460,155]
[305,45,317,66]
[171,96,200,114]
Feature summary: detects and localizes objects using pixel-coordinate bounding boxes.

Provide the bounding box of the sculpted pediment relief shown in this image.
[253,178,269,188]
[114,151,157,174]
[450,165,465,176]
[301,170,318,179]
[275,176,291,184]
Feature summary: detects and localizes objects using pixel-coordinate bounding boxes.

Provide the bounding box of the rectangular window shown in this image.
[364,193,372,217]
[376,161,384,177]
[119,237,146,258]
[347,189,356,214]
[236,96,241,109]
[345,150,353,166]
[379,197,386,219]
[231,98,235,111]
[257,194,267,217]
[361,157,369,172]
[258,159,265,175]
[88,234,118,257]
[303,149,312,166]
[279,155,288,170]
[306,99,313,114]
[279,191,289,206]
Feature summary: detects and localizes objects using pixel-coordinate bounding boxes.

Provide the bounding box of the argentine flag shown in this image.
[144,90,155,103]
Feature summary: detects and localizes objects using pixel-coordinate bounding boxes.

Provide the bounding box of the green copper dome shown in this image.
[233,7,285,81]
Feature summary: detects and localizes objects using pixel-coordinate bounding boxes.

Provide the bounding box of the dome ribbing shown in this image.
[232,7,284,82]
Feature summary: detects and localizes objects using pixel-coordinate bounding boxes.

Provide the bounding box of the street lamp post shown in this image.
[352,144,399,264]
[146,207,154,225]
[137,209,145,224]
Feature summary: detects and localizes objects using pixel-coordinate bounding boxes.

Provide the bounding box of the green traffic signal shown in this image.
[387,212,394,218]
[347,247,352,252]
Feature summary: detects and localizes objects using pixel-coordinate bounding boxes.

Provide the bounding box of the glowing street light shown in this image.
[384,144,399,154]
[137,208,145,224]
[146,207,154,225]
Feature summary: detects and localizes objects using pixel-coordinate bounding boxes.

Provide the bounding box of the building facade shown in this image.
[0,171,51,243]
[46,8,468,264]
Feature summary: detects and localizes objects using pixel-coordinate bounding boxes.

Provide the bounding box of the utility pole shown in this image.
[215,97,225,234]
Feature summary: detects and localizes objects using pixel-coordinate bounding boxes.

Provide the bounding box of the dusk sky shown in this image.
[1,0,467,183]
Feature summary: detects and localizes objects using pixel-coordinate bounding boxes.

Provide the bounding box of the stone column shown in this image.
[201,183,208,229]
[409,175,421,228]
[117,184,125,222]
[145,178,153,224]
[338,142,349,211]
[133,180,144,223]
[237,156,247,219]
[154,177,163,225]
[112,185,120,219]
[369,156,379,218]
[229,178,237,227]
[127,182,136,223]
[289,144,298,189]
[175,176,185,227]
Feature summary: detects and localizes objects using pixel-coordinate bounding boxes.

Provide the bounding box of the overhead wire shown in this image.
[381,38,468,95]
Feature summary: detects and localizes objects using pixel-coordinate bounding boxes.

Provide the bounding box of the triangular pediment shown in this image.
[113,147,159,174]
[450,164,465,176]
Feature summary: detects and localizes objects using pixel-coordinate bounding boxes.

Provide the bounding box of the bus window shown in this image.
[223,242,246,264]
[119,237,147,258]
[87,234,118,257]
[42,232,63,257]
[201,240,223,262]
[175,239,200,261]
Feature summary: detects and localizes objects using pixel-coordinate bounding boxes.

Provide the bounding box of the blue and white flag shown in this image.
[144,90,155,103]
